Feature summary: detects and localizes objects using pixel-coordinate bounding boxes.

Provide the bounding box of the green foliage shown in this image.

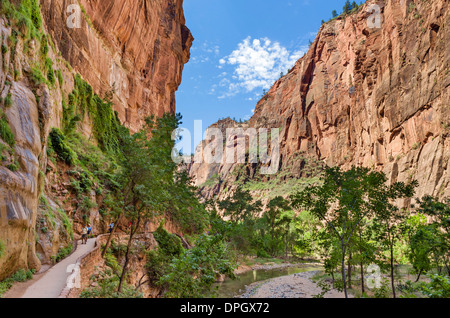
[1,0,43,40]
[80,268,143,299]
[45,57,55,85]
[51,244,73,264]
[168,171,209,233]
[56,69,63,86]
[343,0,352,14]
[159,234,237,298]
[153,225,184,256]
[48,128,77,165]
[373,278,392,298]
[64,74,123,156]
[218,186,262,224]
[0,110,15,147]
[58,208,73,240]
[409,197,450,276]
[0,268,35,297]
[418,275,450,298]
[4,93,12,107]
[30,66,47,85]
[146,226,184,289]
[0,240,5,258]
[291,166,418,298]
[1,44,7,55]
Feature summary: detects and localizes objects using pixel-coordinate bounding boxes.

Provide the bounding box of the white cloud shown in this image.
[220,37,305,94]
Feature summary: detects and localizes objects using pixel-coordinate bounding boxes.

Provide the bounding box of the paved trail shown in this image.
[5,238,96,298]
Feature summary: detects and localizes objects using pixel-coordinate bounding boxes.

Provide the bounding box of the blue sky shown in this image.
[175,0,356,154]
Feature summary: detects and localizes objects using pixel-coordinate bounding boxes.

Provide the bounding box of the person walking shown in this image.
[81,225,89,244]
[108,222,114,233]
[87,224,93,237]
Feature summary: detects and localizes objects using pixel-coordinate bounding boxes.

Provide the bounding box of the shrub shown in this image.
[30,66,46,85]
[48,128,77,165]
[0,240,5,258]
[419,275,450,298]
[5,93,12,107]
[0,111,15,147]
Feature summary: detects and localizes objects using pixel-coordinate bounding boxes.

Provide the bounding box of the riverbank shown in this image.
[239,270,350,298]
[235,261,318,276]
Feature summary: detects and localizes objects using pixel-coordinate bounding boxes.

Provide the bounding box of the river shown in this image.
[211,264,323,298]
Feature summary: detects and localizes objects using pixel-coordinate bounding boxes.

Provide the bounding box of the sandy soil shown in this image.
[235,262,320,275]
[239,271,351,298]
[3,238,96,298]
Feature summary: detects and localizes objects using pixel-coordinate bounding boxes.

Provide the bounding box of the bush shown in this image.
[0,268,35,297]
[5,93,12,107]
[0,112,15,147]
[419,275,450,298]
[0,240,5,258]
[51,244,73,264]
[153,225,184,257]
[158,234,236,298]
[30,66,47,85]
[80,269,143,298]
[49,128,77,165]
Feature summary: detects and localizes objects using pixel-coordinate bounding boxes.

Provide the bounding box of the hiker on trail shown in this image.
[87,224,93,237]
[81,225,88,244]
[108,222,114,233]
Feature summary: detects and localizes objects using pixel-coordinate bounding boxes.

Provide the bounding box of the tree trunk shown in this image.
[102,214,123,258]
[360,261,365,294]
[390,244,396,298]
[118,217,141,293]
[341,241,348,298]
[415,269,423,283]
[348,252,352,289]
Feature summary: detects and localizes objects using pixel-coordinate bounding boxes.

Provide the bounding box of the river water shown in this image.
[211,264,323,298]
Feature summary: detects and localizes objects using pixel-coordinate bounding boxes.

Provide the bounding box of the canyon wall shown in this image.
[41,0,193,133]
[189,0,450,206]
[0,0,192,280]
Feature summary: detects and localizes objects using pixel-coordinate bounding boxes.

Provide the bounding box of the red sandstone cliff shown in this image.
[0,0,192,280]
[189,0,450,206]
[41,0,193,133]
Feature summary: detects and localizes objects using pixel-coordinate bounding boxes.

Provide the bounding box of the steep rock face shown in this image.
[40,0,193,133]
[189,0,449,205]
[0,0,192,280]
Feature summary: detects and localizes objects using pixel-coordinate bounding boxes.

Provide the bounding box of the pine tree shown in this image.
[343,0,352,14]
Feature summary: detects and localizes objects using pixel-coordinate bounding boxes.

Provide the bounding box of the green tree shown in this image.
[343,0,352,14]
[416,196,450,275]
[114,113,181,292]
[370,180,419,298]
[262,196,291,256]
[159,234,236,298]
[218,187,262,224]
[332,10,338,18]
[291,166,417,298]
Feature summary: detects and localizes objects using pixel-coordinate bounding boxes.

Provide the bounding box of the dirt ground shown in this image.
[239,271,351,298]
